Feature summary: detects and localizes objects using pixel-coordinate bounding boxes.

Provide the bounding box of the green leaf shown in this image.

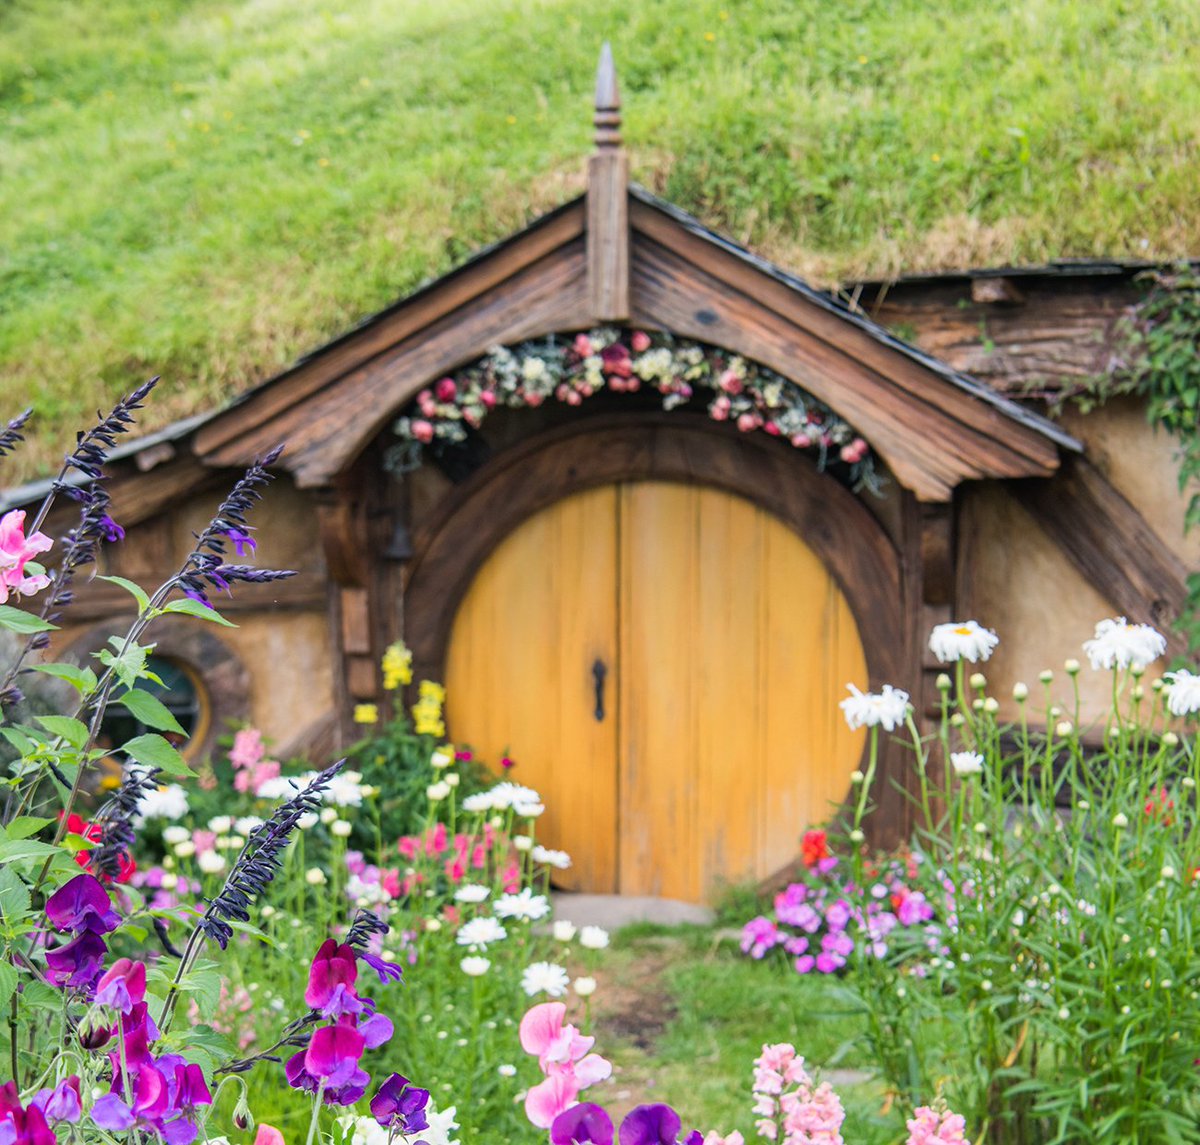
[97,642,148,690]
[0,961,17,1013]
[0,867,31,921]
[60,832,94,855]
[0,727,34,755]
[0,606,56,634]
[122,733,193,777]
[30,662,98,693]
[0,838,64,865]
[96,574,152,613]
[160,597,236,627]
[33,715,89,748]
[117,689,186,736]
[4,816,53,841]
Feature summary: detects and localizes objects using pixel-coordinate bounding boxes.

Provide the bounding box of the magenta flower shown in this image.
[91,1064,170,1135]
[0,1102,56,1145]
[45,873,119,935]
[369,1073,430,1134]
[618,1105,702,1145]
[0,509,52,603]
[306,1021,366,1087]
[45,931,108,990]
[552,1103,614,1144]
[306,939,362,1017]
[95,958,147,1013]
[159,1063,213,1145]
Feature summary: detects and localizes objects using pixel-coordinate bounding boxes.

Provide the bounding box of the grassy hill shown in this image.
[3,0,1199,478]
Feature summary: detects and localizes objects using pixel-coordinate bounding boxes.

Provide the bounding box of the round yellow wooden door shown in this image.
[444,481,867,903]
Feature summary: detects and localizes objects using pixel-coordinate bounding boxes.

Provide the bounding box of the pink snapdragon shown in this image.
[752,1043,845,1145]
[905,1106,968,1145]
[0,510,52,604]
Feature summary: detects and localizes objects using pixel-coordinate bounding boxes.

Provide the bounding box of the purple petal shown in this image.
[619,1105,681,1145]
[89,1095,135,1131]
[359,1012,393,1050]
[552,1103,615,1144]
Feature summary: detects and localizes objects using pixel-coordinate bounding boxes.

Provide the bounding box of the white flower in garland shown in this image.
[928,620,999,664]
[1082,617,1166,672]
[839,684,911,731]
[521,961,570,998]
[1163,669,1200,716]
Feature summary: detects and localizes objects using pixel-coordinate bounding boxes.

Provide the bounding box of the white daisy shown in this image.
[928,620,1000,664]
[552,919,577,942]
[456,917,507,948]
[453,883,491,904]
[531,845,572,870]
[459,956,491,977]
[1083,617,1166,672]
[839,683,910,731]
[579,925,610,950]
[486,782,542,811]
[1164,669,1200,716]
[494,888,551,922]
[461,792,495,814]
[521,961,570,998]
[950,751,984,777]
[323,771,365,807]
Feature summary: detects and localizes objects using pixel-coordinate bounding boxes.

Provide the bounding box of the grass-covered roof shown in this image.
[3,0,1198,478]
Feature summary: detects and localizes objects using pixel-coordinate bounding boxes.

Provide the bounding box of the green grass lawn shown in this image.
[3,0,1199,477]
[597,923,903,1143]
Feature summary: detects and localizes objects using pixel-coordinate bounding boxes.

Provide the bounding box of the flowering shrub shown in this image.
[387,329,879,493]
[740,834,937,975]
[820,616,1200,1143]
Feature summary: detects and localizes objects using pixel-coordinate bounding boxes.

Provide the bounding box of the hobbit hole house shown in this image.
[6,47,1193,903]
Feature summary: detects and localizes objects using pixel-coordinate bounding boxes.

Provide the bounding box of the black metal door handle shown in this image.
[592,659,607,721]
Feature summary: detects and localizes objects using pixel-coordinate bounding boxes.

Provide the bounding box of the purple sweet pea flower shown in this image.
[45,873,119,935]
[0,1102,56,1145]
[95,959,147,1014]
[306,1022,366,1088]
[618,1105,702,1145]
[29,1077,81,1124]
[158,1063,213,1145]
[369,1073,430,1134]
[44,931,108,990]
[91,1064,170,1135]
[285,1050,371,1108]
[552,1102,614,1144]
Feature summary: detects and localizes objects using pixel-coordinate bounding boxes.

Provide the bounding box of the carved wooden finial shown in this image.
[594,41,621,150]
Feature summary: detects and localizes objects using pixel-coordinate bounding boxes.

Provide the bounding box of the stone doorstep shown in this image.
[549,892,715,930]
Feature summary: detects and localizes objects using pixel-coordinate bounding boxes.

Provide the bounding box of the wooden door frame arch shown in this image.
[405,412,904,695]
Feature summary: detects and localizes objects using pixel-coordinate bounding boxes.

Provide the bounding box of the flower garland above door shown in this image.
[388,328,881,493]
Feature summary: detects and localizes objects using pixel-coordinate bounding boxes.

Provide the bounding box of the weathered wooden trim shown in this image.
[587,153,629,321]
[194,200,587,459]
[58,581,327,620]
[404,414,911,844]
[1012,456,1189,656]
[202,242,591,485]
[629,230,1063,500]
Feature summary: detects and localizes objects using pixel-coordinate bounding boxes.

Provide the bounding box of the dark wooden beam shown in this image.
[587,43,629,321]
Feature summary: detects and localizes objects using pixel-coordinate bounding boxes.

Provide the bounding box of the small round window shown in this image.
[99,655,209,760]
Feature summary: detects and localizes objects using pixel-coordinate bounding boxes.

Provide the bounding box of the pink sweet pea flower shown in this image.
[305,939,361,1017]
[0,509,52,604]
[254,1126,285,1145]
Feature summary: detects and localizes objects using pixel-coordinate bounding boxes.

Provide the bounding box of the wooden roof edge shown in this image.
[849,257,1200,290]
[0,412,215,512]
[628,184,1083,457]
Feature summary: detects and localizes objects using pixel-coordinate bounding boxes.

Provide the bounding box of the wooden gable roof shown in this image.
[182,48,1077,502]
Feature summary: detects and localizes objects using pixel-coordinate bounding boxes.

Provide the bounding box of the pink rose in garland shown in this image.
[0,509,52,603]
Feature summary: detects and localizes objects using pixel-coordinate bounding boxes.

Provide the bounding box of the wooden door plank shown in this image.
[444,486,619,893]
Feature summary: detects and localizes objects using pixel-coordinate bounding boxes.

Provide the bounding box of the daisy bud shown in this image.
[1064,658,1080,675]
[445,773,460,788]
[305,867,327,886]
[1039,670,1054,684]
[849,769,865,785]
[972,698,984,712]
[297,812,319,830]
[552,920,576,942]
[1131,685,1144,701]
[331,820,352,838]
[573,976,597,997]
[1012,682,1029,701]
[1077,800,1090,811]
[1182,776,1195,789]
[1131,664,1145,679]
[1112,813,1129,829]
[1152,677,1164,692]
[513,834,532,852]
[935,673,952,692]
[983,697,999,714]
[1055,720,1074,737]
[1162,866,1176,880]
[969,672,987,689]
[949,713,965,727]
[849,829,864,843]
[425,918,442,932]
[320,807,338,825]
[1163,732,1180,748]
[973,822,988,834]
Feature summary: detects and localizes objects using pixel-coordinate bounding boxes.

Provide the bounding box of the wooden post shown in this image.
[587,42,630,322]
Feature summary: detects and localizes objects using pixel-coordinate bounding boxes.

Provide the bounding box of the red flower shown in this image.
[599,344,632,377]
[59,814,135,884]
[801,830,830,869]
[1144,787,1175,826]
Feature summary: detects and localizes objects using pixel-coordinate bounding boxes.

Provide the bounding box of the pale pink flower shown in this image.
[704,1133,745,1145]
[0,510,52,603]
[905,1106,968,1145]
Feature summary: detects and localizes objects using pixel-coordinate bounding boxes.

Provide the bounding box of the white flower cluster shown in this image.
[339,1105,460,1145]
[1082,617,1166,672]
[133,781,190,824]
[460,782,544,817]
